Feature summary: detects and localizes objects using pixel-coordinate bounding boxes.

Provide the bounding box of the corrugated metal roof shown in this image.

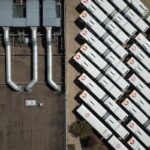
[0,0,60,27]
[27,0,40,26]
[0,0,13,26]
[43,0,61,27]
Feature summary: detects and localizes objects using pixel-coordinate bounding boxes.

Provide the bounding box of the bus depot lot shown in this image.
[66,2,150,149]
[0,40,65,150]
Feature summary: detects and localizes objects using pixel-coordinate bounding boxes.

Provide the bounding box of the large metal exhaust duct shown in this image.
[3,27,23,92]
[46,27,61,92]
[25,27,38,91]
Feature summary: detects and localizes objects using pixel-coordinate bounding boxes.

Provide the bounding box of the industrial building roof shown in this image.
[0,0,61,27]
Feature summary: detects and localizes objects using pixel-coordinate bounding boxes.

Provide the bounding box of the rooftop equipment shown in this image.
[3,27,23,92]
[25,27,38,91]
[46,27,61,92]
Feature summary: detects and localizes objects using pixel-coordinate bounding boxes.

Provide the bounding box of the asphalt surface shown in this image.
[0,35,65,150]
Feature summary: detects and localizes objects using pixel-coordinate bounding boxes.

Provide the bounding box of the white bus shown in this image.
[105,52,130,76]
[99,76,123,100]
[129,44,150,70]
[108,135,129,150]
[79,90,108,118]
[80,28,108,55]
[80,11,128,59]
[125,9,149,32]
[128,136,146,150]
[129,90,150,117]
[127,57,150,83]
[76,104,112,139]
[105,67,130,91]
[126,0,149,17]
[94,0,115,15]
[78,73,106,99]
[81,0,130,44]
[111,0,149,32]
[128,74,150,101]
[121,98,148,125]
[135,33,150,54]
[81,0,107,23]
[105,115,129,139]
[80,90,128,121]
[79,91,129,139]
[113,12,137,36]
[104,35,128,59]
[80,43,129,91]
[111,0,127,11]
[80,43,108,70]
[79,11,106,38]
[127,120,150,148]
[106,20,130,44]
[104,97,128,121]
[73,52,101,79]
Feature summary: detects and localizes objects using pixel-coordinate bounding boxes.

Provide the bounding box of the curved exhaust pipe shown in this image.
[25,27,38,91]
[3,27,23,92]
[46,27,61,92]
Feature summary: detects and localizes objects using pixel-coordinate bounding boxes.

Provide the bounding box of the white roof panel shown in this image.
[80,28,108,54]
[108,136,128,150]
[127,0,149,16]
[129,44,150,70]
[99,76,123,100]
[105,67,130,91]
[81,0,107,23]
[113,12,137,36]
[80,91,107,118]
[104,97,128,121]
[129,90,150,117]
[106,52,130,76]
[127,57,150,83]
[94,0,115,15]
[111,0,127,11]
[128,74,150,101]
[105,115,129,139]
[80,43,108,70]
[77,104,112,139]
[127,120,150,147]
[135,33,150,54]
[78,73,106,99]
[80,11,106,38]
[122,98,148,125]
[128,137,146,150]
[104,35,128,59]
[73,52,101,78]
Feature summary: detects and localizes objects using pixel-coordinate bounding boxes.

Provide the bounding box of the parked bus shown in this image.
[78,73,106,99]
[99,75,123,100]
[127,57,150,83]
[135,33,150,54]
[128,136,146,150]
[128,74,150,101]
[129,43,150,70]
[80,28,108,55]
[127,120,150,148]
[121,98,149,125]
[105,52,130,76]
[129,90,150,117]
[73,52,101,78]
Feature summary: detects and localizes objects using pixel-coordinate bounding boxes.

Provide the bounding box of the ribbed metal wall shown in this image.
[27,0,40,26]
[0,0,60,27]
[43,0,61,27]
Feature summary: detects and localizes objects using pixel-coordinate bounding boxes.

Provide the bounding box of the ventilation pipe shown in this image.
[25,27,38,91]
[3,27,23,92]
[46,27,61,92]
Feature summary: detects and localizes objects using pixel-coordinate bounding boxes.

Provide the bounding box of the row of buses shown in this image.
[73,0,150,149]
